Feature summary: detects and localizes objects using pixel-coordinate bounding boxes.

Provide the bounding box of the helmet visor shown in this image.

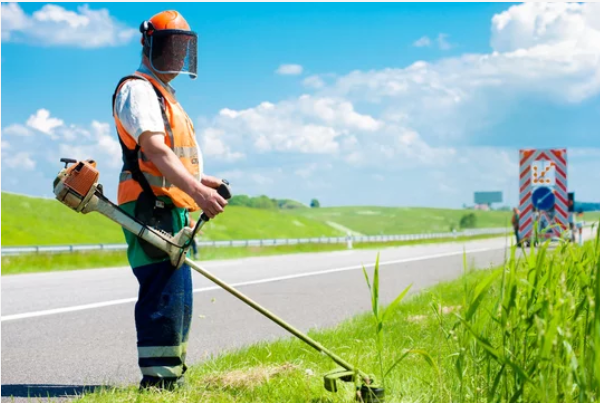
[149,30,197,79]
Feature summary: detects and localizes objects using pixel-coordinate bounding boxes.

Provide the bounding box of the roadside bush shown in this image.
[459,213,477,228]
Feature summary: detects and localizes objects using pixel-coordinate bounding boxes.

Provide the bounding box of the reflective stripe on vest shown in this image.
[119,171,172,188]
[140,146,198,162]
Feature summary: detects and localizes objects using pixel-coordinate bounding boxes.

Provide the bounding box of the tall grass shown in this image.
[54,232,598,403]
[362,253,437,394]
[439,232,600,402]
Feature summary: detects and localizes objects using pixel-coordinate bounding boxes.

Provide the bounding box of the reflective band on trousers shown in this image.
[140,365,183,378]
[119,172,172,188]
[138,344,187,358]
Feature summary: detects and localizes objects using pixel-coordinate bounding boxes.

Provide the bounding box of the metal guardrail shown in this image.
[0,228,510,256]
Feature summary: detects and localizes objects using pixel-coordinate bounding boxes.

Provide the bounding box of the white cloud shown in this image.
[201,128,245,161]
[197,2,600,195]
[1,140,9,149]
[303,75,325,89]
[56,120,121,168]
[2,110,122,176]
[26,109,64,135]
[437,33,452,50]
[276,64,304,75]
[325,3,600,143]
[413,36,432,47]
[201,95,382,157]
[490,3,599,53]
[2,124,33,136]
[5,3,600,207]
[414,34,452,50]
[92,121,121,167]
[1,3,28,41]
[1,3,137,48]
[3,152,35,170]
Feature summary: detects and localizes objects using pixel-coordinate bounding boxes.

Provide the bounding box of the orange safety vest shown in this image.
[112,72,201,211]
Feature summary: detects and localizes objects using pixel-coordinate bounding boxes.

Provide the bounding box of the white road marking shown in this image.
[1,247,499,322]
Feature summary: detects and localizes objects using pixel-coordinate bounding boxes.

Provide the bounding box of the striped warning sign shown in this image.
[518,149,568,241]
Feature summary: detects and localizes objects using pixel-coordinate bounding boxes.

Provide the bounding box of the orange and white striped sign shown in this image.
[518,149,568,241]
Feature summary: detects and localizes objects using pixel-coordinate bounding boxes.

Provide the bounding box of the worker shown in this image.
[576,209,585,246]
[569,209,576,242]
[511,207,520,245]
[112,10,228,390]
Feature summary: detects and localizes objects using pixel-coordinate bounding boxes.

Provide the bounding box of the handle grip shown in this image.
[200,180,231,222]
[60,158,78,168]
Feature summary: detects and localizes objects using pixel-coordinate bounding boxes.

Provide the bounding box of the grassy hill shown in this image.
[5,192,596,247]
[0,192,341,246]
[286,206,513,235]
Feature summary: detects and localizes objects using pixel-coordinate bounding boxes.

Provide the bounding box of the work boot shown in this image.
[139,376,185,392]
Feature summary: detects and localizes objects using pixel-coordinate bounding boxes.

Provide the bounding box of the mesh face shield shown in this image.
[148,30,198,79]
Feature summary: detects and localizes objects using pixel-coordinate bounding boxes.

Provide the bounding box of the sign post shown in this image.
[518,149,568,243]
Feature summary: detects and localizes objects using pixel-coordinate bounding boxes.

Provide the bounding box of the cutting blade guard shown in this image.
[324,368,384,402]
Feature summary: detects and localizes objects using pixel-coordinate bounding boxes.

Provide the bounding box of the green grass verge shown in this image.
[2,192,520,246]
[1,193,342,246]
[288,207,600,236]
[1,233,507,275]
[66,235,598,403]
[285,205,513,235]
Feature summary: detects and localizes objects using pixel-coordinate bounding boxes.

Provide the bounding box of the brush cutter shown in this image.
[53,158,384,402]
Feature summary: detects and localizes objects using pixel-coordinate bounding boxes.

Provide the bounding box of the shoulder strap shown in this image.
[112,74,175,150]
[113,75,165,202]
[112,74,164,115]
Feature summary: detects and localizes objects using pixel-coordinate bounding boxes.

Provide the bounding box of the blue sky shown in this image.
[2,2,600,208]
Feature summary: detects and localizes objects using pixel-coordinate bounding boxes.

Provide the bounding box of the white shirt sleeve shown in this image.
[114,79,165,143]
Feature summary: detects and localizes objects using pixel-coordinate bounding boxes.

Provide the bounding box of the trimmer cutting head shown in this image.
[357,384,385,403]
[324,368,384,402]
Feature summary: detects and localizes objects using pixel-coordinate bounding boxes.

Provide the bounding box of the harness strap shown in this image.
[112,74,175,208]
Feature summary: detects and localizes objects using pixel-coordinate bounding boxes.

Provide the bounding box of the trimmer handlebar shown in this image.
[199,180,232,222]
[60,158,78,168]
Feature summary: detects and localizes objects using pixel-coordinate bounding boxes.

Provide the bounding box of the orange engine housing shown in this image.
[64,160,99,197]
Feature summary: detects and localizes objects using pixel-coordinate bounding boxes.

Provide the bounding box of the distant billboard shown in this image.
[474,191,503,205]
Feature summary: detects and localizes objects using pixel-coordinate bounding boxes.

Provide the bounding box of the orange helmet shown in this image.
[140,10,197,79]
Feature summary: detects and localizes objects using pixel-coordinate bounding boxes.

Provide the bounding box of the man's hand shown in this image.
[201,174,223,189]
[191,184,227,219]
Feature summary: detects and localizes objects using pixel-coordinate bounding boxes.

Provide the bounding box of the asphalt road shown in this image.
[1,237,513,401]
